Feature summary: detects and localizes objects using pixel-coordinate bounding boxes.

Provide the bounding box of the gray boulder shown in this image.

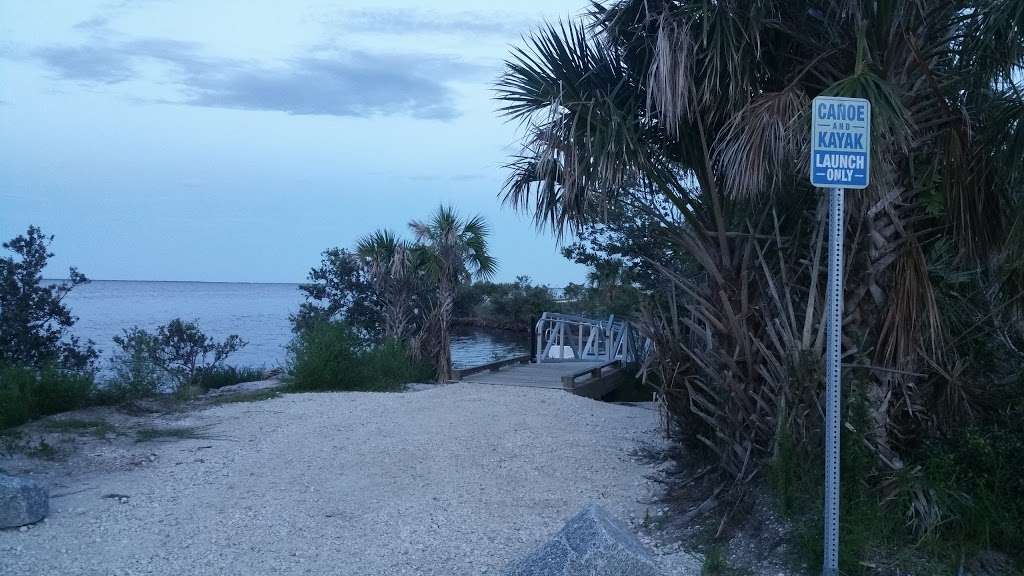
[0,474,48,528]
[505,504,664,576]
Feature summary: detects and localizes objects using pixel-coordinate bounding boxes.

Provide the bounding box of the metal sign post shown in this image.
[810,96,871,576]
[823,185,844,575]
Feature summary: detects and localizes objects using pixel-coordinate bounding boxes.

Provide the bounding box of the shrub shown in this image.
[0,364,96,429]
[101,332,168,401]
[921,394,1024,561]
[288,322,430,392]
[112,320,246,396]
[0,366,33,428]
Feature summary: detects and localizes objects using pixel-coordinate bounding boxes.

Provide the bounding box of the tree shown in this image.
[585,259,637,316]
[0,226,97,370]
[497,0,1024,540]
[454,277,558,331]
[292,248,381,339]
[356,229,425,342]
[410,206,497,381]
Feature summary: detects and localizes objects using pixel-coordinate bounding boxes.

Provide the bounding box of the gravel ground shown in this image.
[0,383,698,575]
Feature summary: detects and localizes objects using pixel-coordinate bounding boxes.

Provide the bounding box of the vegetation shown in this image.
[1,226,98,371]
[0,226,262,425]
[296,204,495,382]
[134,424,218,443]
[410,206,497,380]
[454,276,557,331]
[499,1,1024,572]
[700,545,733,576]
[207,387,282,405]
[287,321,431,392]
[0,364,97,429]
[0,226,102,428]
[292,247,380,337]
[112,319,247,397]
[1,222,97,368]
[193,366,265,390]
[356,229,425,342]
[454,272,642,332]
[103,327,167,401]
[569,258,642,317]
[42,418,116,438]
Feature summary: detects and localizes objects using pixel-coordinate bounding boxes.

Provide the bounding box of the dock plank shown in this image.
[460,361,606,390]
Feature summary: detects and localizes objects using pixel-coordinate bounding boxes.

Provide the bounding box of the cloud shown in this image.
[36,44,138,84]
[30,36,482,120]
[337,9,535,37]
[72,16,110,31]
[187,53,478,120]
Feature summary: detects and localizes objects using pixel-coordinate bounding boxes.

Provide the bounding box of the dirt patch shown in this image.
[0,379,285,486]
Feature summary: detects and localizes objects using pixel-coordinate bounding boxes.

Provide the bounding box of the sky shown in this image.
[0,0,588,285]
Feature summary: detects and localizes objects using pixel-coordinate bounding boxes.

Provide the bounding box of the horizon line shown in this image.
[44,278,304,286]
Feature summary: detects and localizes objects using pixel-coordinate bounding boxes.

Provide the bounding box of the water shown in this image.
[450,327,529,368]
[56,280,528,372]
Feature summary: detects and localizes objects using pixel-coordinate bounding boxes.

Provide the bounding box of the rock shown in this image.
[0,474,49,528]
[505,504,664,576]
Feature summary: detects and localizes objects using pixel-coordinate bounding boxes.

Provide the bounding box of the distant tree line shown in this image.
[452,268,641,333]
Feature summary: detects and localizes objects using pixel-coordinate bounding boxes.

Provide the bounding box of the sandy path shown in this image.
[0,383,678,575]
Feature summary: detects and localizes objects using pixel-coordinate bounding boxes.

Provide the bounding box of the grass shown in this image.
[1,364,97,429]
[701,545,728,575]
[193,366,266,390]
[770,390,915,575]
[766,382,1024,575]
[25,439,59,460]
[207,388,281,405]
[0,429,24,455]
[43,418,117,438]
[2,433,62,460]
[134,424,217,443]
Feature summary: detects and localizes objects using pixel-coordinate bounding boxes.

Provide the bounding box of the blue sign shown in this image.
[810,96,871,189]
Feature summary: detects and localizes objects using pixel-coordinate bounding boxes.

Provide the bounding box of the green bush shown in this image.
[0,364,96,429]
[288,322,431,392]
[766,385,922,574]
[921,396,1024,561]
[98,340,168,403]
[769,381,1024,573]
[111,320,247,397]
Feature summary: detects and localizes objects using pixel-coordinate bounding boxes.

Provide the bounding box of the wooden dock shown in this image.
[454,357,630,399]
[448,311,645,399]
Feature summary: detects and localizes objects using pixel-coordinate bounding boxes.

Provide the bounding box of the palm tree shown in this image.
[355,229,420,342]
[496,0,1023,528]
[410,206,497,381]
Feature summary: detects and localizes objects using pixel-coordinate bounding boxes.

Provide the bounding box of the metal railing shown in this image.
[534,312,638,363]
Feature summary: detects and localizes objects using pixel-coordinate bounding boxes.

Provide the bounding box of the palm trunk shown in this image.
[436,278,453,381]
